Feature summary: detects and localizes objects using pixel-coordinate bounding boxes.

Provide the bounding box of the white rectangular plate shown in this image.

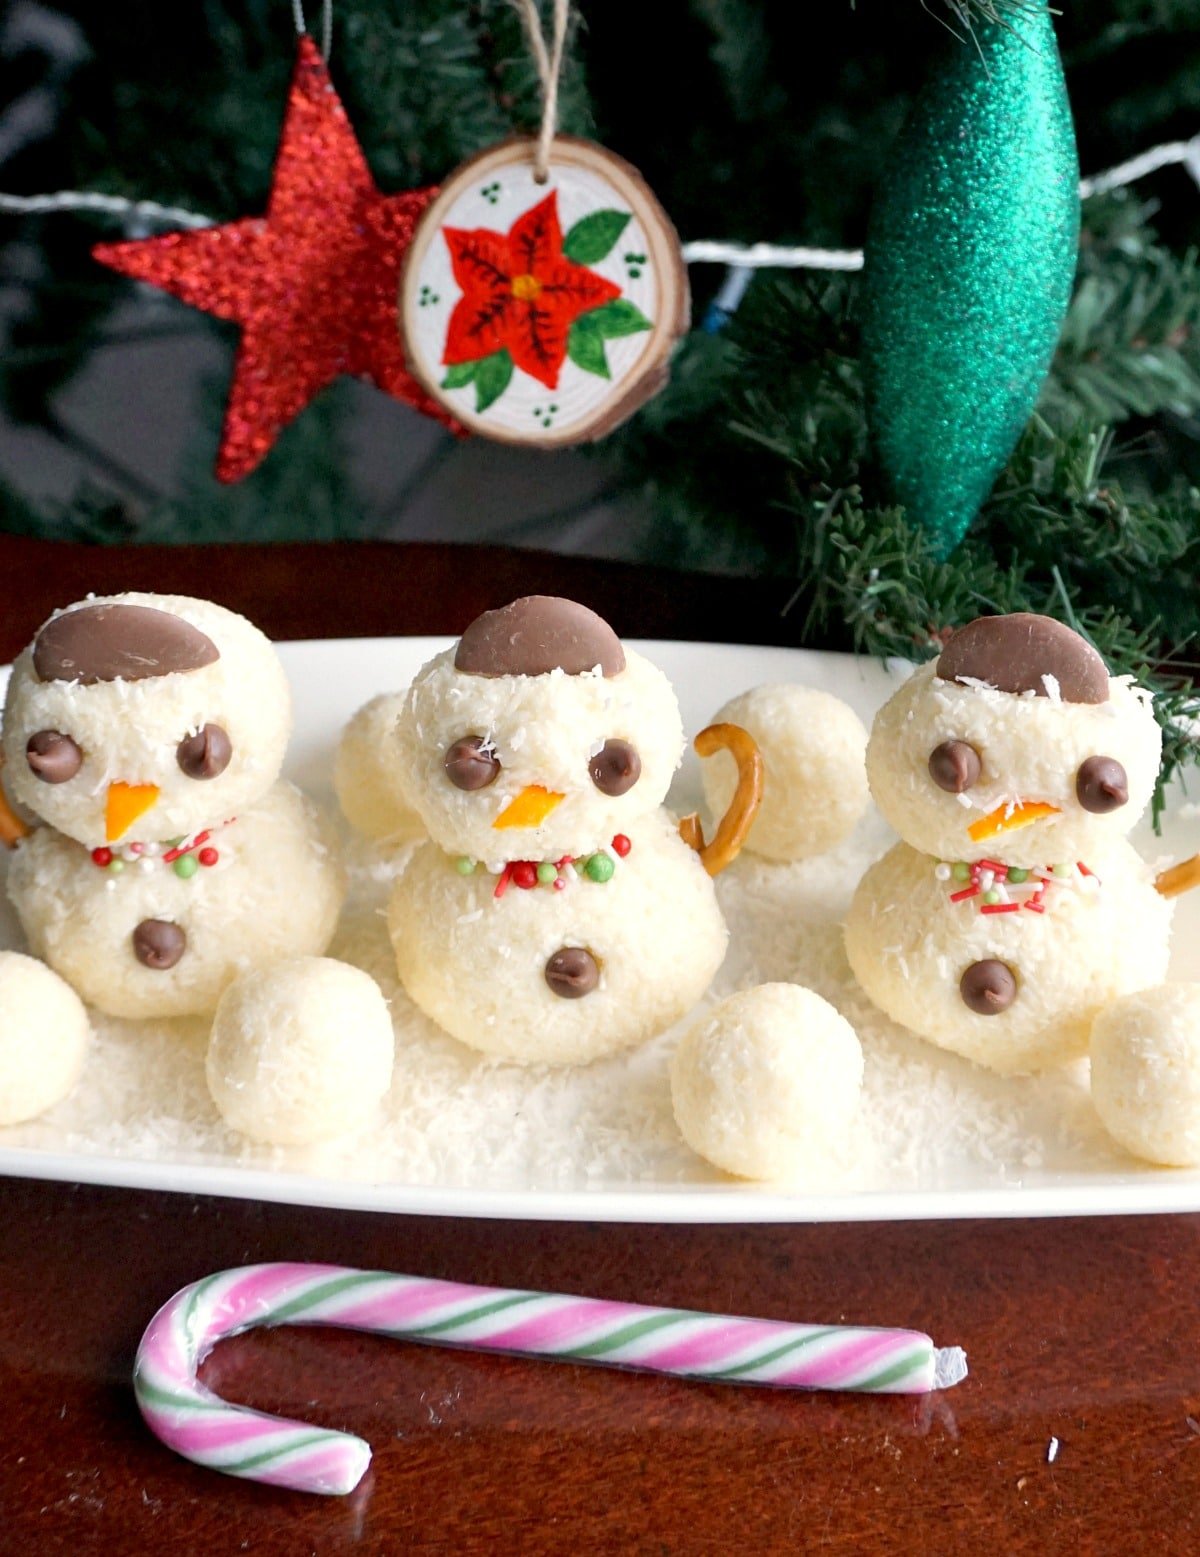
[2,636,1199,1223]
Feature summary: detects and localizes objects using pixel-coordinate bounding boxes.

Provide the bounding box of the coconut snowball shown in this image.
[845,839,1172,1074]
[334,693,424,841]
[0,951,91,1125]
[206,956,394,1146]
[866,662,1161,868]
[670,983,863,1179]
[702,685,868,862]
[1090,985,1200,1166]
[2,592,292,849]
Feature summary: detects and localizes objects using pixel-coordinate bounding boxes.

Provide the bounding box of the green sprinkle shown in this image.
[536,861,557,884]
[982,887,1001,906]
[173,853,199,879]
[166,837,184,849]
[1051,862,1072,878]
[107,857,125,874]
[952,861,971,882]
[454,856,476,876]
[584,851,615,883]
[1007,866,1029,884]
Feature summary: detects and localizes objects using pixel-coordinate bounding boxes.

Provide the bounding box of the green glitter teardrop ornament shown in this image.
[861,0,1079,558]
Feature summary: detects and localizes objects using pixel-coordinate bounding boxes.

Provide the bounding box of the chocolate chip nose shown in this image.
[132,919,187,971]
[544,946,600,998]
[959,959,1017,1015]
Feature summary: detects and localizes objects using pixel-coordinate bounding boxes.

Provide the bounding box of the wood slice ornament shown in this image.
[400,136,689,447]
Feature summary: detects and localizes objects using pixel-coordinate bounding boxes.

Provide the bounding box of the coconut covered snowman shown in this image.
[387,596,762,1065]
[844,613,1176,1074]
[0,593,344,1019]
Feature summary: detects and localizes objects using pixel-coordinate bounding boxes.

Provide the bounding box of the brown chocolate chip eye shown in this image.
[960,959,1017,1015]
[1076,755,1128,814]
[26,730,83,784]
[589,738,641,797]
[176,724,232,780]
[444,736,501,791]
[928,739,982,794]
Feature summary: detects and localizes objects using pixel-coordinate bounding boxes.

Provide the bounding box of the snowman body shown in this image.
[390,811,726,1065]
[384,597,741,1066]
[2,593,344,1019]
[845,616,1172,1073]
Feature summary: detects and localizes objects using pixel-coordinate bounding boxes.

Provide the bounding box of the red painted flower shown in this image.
[442,192,621,390]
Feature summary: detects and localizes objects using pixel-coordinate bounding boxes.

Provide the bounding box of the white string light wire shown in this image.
[3,134,1200,271]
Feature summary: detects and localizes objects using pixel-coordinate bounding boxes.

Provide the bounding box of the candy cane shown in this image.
[135,1262,968,1495]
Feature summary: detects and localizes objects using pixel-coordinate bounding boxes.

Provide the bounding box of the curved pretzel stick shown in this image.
[134,1262,964,1495]
[0,754,30,847]
[679,722,763,877]
[1155,853,1200,898]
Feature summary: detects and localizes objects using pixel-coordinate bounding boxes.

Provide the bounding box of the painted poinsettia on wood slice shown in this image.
[401,136,690,447]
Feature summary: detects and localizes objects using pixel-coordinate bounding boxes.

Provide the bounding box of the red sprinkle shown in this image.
[128,842,144,856]
[91,847,113,867]
[493,862,514,900]
[611,834,632,858]
[949,885,981,903]
[552,877,566,891]
[162,847,183,864]
[512,861,538,890]
[194,830,211,846]
[981,902,1020,915]
[198,848,219,868]
[1023,900,1046,914]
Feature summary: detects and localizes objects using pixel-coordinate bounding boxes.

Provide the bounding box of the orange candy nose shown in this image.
[967,799,1060,843]
[493,785,565,831]
[105,782,160,842]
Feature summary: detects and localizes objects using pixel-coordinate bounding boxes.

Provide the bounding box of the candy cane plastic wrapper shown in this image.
[135,1262,968,1495]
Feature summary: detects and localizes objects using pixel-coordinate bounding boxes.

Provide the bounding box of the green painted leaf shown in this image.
[567,315,611,378]
[587,298,653,339]
[473,349,513,412]
[440,362,477,390]
[562,210,630,265]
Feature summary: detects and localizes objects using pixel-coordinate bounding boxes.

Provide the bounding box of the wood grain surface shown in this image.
[1,534,1198,1554]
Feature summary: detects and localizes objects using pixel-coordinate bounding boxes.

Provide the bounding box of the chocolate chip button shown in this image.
[444,736,501,791]
[544,946,600,999]
[132,919,187,971]
[1076,755,1128,814]
[928,739,981,794]
[177,723,232,780]
[26,730,83,784]
[960,959,1017,1015]
[589,738,641,797]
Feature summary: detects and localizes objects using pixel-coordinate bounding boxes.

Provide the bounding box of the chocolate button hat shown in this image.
[937,613,1108,704]
[33,603,219,685]
[455,596,625,678]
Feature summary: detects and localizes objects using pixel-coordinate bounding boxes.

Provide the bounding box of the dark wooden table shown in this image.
[1,534,1197,1554]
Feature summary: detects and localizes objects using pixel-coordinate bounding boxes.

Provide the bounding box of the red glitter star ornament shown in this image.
[93,35,459,482]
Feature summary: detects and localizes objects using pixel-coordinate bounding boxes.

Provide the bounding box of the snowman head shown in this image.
[395,596,685,864]
[2,593,292,848]
[866,613,1161,868]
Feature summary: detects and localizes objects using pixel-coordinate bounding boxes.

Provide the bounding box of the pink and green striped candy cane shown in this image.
[135,1262,967,1495]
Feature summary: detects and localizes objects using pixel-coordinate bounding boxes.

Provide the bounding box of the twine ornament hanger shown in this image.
[512,0,569,185]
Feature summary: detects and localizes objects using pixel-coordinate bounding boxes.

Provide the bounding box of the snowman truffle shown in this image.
[670,983,863,1178]
[1090,985,1200,1166]
[0,951,91,1125]
[388,596,759,1065]
[846,613,1172,1074]
[206,957,394,1145]
[334,693,424,841]
[3,593,345,1018]
[702,685,868,862]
